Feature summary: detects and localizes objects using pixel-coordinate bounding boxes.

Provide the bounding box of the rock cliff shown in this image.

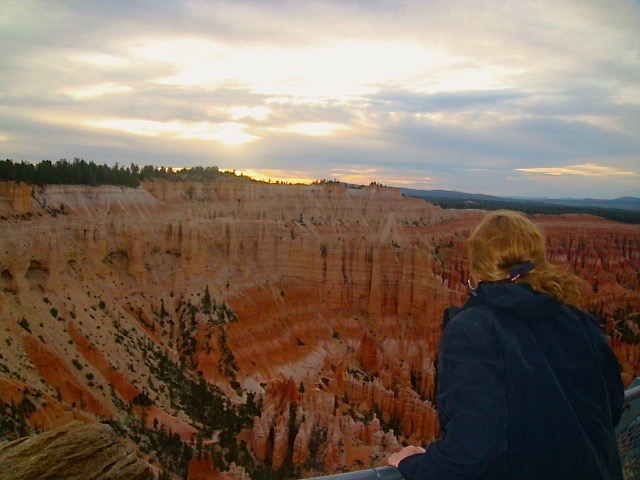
[0,421,151,480]
[0,178,638,478]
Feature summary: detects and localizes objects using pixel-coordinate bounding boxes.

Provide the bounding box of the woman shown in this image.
[388,210,623,479]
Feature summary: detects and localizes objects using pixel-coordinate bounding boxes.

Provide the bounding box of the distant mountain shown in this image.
[401,188,525,204]
[530,196,640,211]
[400,189,640,223]
[402,189,639,209]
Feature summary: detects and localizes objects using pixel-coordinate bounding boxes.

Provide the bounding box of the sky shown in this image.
[1,0,639,198]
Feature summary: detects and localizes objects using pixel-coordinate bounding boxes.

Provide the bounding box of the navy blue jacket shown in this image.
[398,282,624,480]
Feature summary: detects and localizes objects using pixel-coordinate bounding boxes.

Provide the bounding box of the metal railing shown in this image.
[305,466,402,480]
[304,380,640,480]
[617,380,640,436]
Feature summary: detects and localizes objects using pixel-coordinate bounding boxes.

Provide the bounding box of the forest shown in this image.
[0,158,226,187]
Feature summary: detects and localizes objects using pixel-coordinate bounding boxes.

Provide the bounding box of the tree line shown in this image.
[0,158,223,187]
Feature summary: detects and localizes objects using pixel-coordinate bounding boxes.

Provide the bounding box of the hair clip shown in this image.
[467,278,480,295]
[509,261,535,282]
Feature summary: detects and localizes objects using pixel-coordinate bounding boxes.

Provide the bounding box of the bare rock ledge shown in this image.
[0,421,151,480]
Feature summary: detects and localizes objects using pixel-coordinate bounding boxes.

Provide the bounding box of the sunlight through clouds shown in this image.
[271,123,351,137]
[230,106,271,122]
[179,122,259,145]
[329,166,382,184]
[73,53,130,69]
[85,119,166,137]
[230,169,314,185]
[86,119,259,146]
[65,83,134,99]
[2,0,638,198]
[324,167,435,187]
[135,37,471,99]
[517,163,636,177]
[421,65,521,94]
[387,176,434,186]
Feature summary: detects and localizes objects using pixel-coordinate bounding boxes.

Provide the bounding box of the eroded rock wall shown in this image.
[0,179,638,478]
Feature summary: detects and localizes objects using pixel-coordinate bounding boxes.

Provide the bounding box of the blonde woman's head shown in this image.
[468,210,582,304]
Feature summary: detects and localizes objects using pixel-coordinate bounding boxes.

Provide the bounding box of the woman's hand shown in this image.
[387,445,426,467]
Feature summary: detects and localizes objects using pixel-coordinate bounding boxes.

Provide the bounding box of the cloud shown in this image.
[517,163,637,177]
[229,106,270,122]
[65,83,135,99]
[1,0,638,198]
[270,122,351,137]
[370,89,527,114]
[85,118,259,146]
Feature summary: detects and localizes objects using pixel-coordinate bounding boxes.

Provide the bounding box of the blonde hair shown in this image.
[468,210,583,304]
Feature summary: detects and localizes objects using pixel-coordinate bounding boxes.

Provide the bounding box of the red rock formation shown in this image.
[218,462,251,480]
[0,178,637,478]
[0,373,93,432]
[188,453,217,480]
[67,321,196,440]
[250,413,269,462]
[272,413,290,469]
[67,321,139,403]
[359,330,380,372]
[22,335,111,419]
[0,181,31,214]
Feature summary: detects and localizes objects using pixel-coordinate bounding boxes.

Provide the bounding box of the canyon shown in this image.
[0,177,638,479]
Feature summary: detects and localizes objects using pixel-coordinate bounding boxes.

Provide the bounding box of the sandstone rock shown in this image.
[187,453,217,480]
[324,419,343,470]
[0,421,150,480]
[22,336,111,419]
[359,330,380,372]
[0,182,31,215]
[366,417,383,445]
[292,423,309,465]
[0,179,638,476]
[251,414,269,462]
[271,413,290,469]
[218,462,250,480]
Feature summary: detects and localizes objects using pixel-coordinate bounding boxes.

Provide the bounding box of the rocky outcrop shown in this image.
[22,335,111,419]
[0,374,93,432]
[186,455,251,480]
[187,454,217,480]
[0,421,150,480]
[218,463,251,480]
[0,182,31,215]
[66,321,197,441]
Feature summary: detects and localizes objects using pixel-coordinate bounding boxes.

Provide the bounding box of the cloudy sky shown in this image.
[1,0,639,198]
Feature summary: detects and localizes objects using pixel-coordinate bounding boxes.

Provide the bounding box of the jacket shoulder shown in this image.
[443,304,499,341]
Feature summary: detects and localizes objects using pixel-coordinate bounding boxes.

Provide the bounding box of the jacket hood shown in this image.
[467,281,561,322]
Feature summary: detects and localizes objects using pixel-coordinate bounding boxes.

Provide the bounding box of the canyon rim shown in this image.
[0,176,639,479]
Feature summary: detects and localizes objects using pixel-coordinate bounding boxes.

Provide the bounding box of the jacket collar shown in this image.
[444,281,560,328]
